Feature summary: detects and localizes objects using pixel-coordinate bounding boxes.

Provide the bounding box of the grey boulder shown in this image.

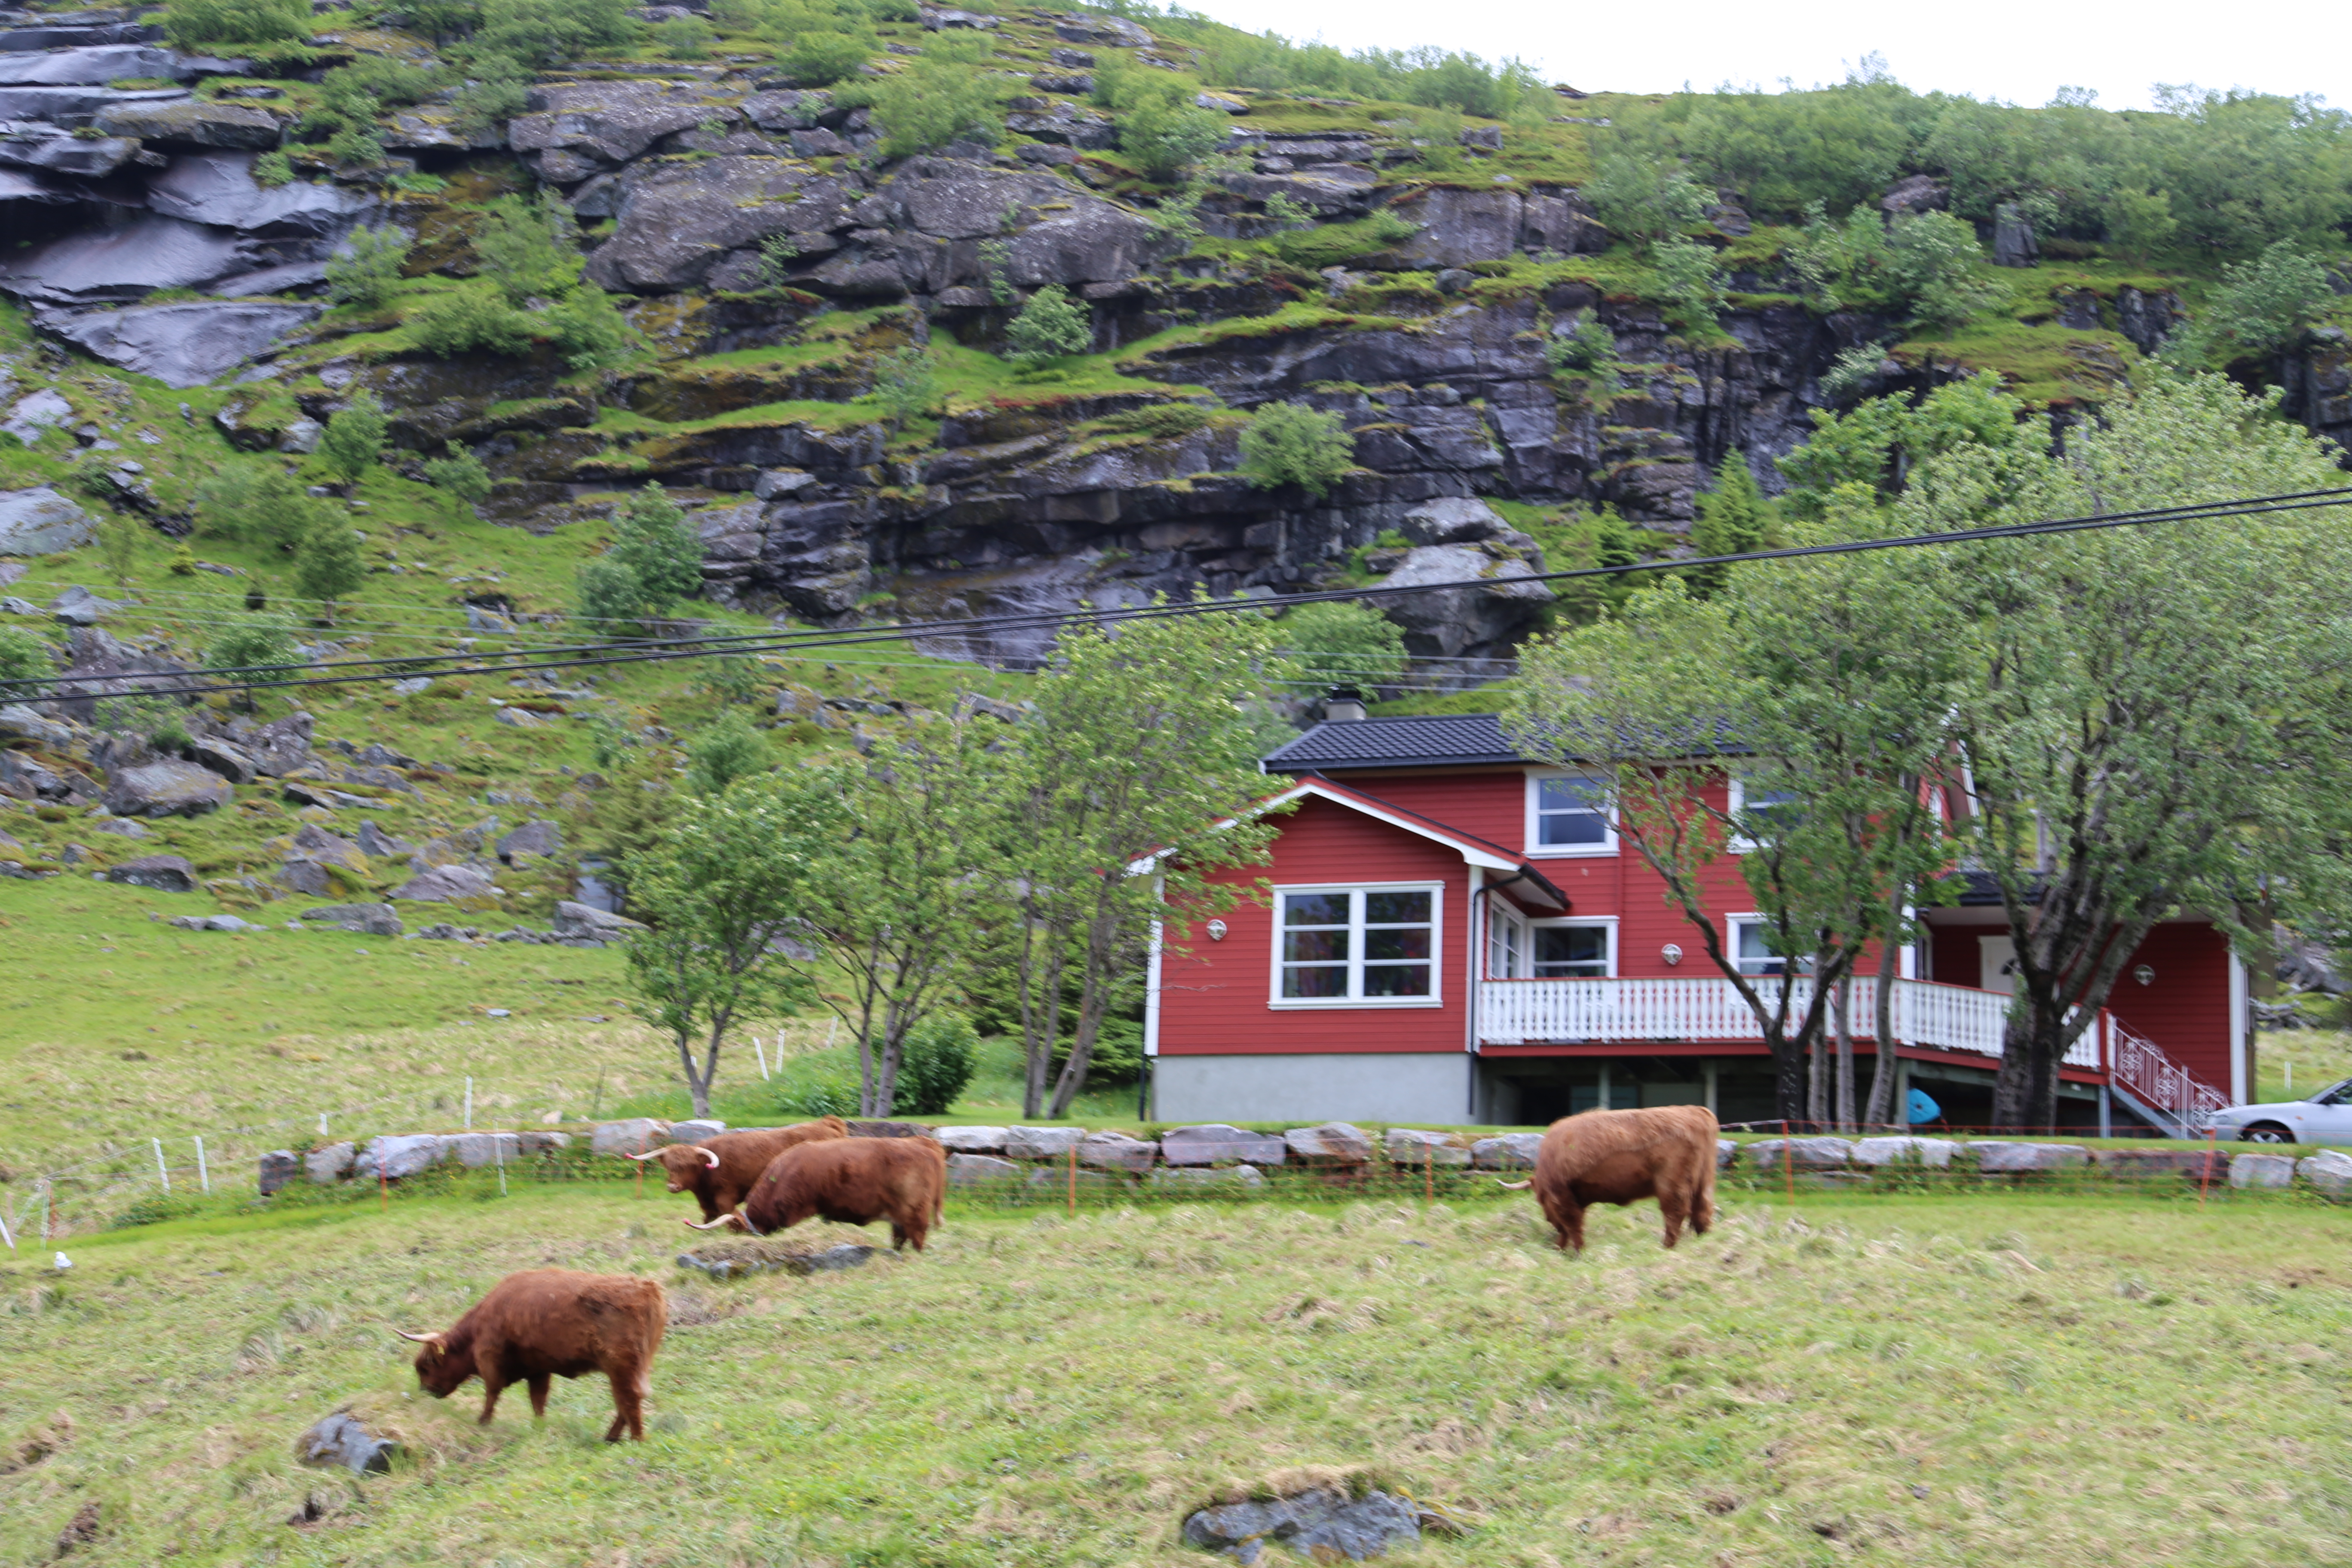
[306,1141,355,1184]
[92,95,282,148]
[300,902,401,936]
[48,584,122,626]
[145,152,361,236]
[105,759,230,817]
[590,1118,669,1156]
[353,1133,441,1181]
[496,819,561,861]
[1745,1136,1853,1171]
[554,899,645,940]
[1383,1127,1470,1167]
[1379,544,1553,660]
[169,913,261,931]
[391,863,497,902]
[1184,1486,1421,1564]
[258,1149,299,1195]
[296,1411,399,1476]
[509,80,714,169]
[946,1152,1021,1185]
[1284,1121,1375,1166]
[668,1118,726,1145]
[3,215,244,303]
[36,300,322,389]
[0,132,142,177]
[1849,1136,1960,1168]
[448,1131,520,1168]
[1078,1130,1158,1172]
[0,44,191,85]
[1148,1164,1265,1190]
[934,1125,1010,1154]
[2230,1152,2296,1189]
[2299,1148,2352,1199]
[1160,1124,1286,1166]
[1004,1125,1085,1160]
[0,487,92,554]
[1399,494,1507,546]
[1471,1132,1544,1170]
[1968,1141,2086,1173]
[102,853,198,892]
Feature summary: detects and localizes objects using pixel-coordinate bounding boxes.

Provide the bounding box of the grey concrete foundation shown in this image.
[1152,1053,1471,1125]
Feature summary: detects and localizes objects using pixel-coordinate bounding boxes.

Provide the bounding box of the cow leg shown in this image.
[1658,1190,1688,1249]
[890,1221,907,1252]
[1540,1190,1586,1253]
[477,1373,506,1427]
[605,1366,646,1442]
[527,1375,551,1419]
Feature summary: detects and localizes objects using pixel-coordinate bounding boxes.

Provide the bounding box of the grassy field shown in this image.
[2,1183,2349,1566]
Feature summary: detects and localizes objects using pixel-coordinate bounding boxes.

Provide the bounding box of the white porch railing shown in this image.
[2109,1017,2230,1134]
[1477,975,2101,1068]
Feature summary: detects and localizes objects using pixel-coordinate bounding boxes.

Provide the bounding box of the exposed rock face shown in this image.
[1,214,246,303]
[146,152,361,236]
[91,95,282,148]
[0,487,93,554]
[300,902,403,936]
[104,759,229,818]
[391,863,497,902]
[101,853,197,891]
[34,300,321,388]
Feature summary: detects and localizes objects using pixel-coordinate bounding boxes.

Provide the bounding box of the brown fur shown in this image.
[1525,1106,1719,1253]
[719,1135,946,1251]
[404,1270,667,1442]
[642,1117,849,1223]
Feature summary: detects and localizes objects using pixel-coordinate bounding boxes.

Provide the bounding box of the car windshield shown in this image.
[2308,1078,2352,1105]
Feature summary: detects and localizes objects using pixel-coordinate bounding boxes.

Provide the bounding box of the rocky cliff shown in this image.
[0,3,2338,674]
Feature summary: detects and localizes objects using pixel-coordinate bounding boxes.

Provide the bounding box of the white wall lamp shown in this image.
[2133,963,2154,986]
[1661,943,1683,967]
[1207,919,1228,942]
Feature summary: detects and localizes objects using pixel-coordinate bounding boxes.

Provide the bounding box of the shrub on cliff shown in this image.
[324,227,410,308]
[468,0,636,70]
[1276,600,1406,691]
[861,38,1007,156]
[577,484,704,633]
[291,516,368,622]
[410,286,536,357]
[2164,240,2336,367]
[1112,79,1227,181]
[1005,285,1093,368]
[162,0,309,49]
[0,626,54,703]
[315,392,387,486]
[1238,401,1355,498]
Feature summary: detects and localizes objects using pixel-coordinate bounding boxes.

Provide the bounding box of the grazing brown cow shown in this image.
[687,1135,946,1251]
[627,1116,849,1224]
[397,1269,666,1442]
[1501,1105,1719,1253]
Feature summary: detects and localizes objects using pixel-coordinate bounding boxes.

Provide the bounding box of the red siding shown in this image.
[1158,794,1469,1056]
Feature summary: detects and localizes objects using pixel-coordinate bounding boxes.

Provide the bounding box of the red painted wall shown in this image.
[1158,794,1469,1056]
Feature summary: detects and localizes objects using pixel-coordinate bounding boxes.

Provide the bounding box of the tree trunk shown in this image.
[679,1026,714,1119]
[1991,1013,2065,1131]
[1771,1035,1808,1128]
[1805,1019,1827,1131]
[1834,976,1856,1132]
[1866,884,1903,1127]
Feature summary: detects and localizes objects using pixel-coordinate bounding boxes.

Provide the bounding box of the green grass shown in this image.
[3,1184,2349,1565]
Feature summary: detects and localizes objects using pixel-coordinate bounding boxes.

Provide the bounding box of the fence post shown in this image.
[465,1077,473,1132]
[636,1134,646,1197]
[1424,1145,1433,1204]
[152,1138,171,1197]
[40,1178,51,1242]
[496,1134,507,1198]
[194,1136,210,1195]
[1066,1144,1077,1218]
[318,1112,328,1139]
[0,1203,14,1253]
[755,1038,770,1081]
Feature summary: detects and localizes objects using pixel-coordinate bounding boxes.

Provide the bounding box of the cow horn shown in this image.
[623,1150,657,1162]
[682,1213,744,1231]
[394,1330,444,1344]
[698,1147,720,1168]
[1494,1179,1532,1191]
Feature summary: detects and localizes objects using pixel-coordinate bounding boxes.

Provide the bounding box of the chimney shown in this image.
[1323,685,1367,723]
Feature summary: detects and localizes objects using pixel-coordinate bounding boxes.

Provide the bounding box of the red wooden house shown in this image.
[1143,713,2247,1134]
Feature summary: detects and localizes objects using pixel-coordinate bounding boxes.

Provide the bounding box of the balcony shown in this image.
[1476,975,2101,1069]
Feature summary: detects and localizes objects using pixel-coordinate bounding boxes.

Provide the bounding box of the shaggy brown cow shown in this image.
[627,1116,849,1223]
[1502,1105,1719,1253]
[397,1269,666,1442]
[687,1135,946,1251]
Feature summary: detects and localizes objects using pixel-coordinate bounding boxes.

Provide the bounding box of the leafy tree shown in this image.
[578,484,703,632]
[91,506,149,588]
[452,73,530,131]
[162,0,309,48]
[1237,400,1355,498]
[894,1011,977,1115]
[1276,599,1406,692]
[1585,150,1710,243]
[204,612,303,711]
[291,514,368,621]
[421,441,494,503]
[468,0,636,70]
[1545,312,1617,377]
[869,346,937,434]
[1005,284,1092,368]
[685,708,770,795]
[196,463,332,554]
[655,13,712,56]
[1787,204,1994,333]
[2165,240,2336,366]
[1686,450,1772,597]
[1775,375,2031,519]
[1115,81,1227,180]
[410,285,537,356]
[546,284,638,371]
[1652,236,1724,335]
[621,766,847,1118]
[861,38,1008,156]
[325,226,410,309]
[989,604,1288,1118]
[472,195,585,305]
[782,30,871,86]
[577,555,649,634]
[0,626,56,703]
[799,722,1011,1115]
[315,391,386,486]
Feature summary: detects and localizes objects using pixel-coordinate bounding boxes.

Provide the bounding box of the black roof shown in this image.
[1263,714,1527,772]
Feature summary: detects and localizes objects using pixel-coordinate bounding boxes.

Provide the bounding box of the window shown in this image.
[1533,923,1613,977]
[1727,774,1802,851]
[1486,906,1527,979]
[1728,915,1810,977]
[1274,885,1440,1005]
[1528,771,1613,854]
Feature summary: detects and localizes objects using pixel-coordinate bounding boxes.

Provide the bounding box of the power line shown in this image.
[14,486,2350,703]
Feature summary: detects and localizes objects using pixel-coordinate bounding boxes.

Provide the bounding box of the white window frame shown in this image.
[1524,767,1616,858]
[1486,902,1530,979]
[1725,773,1801,854]
[1726,912,1811,977]
[1529,916,1617,978]
[1269,881,1445,1009]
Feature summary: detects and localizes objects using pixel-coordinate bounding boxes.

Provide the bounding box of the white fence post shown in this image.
[755,1038,770,1081]
[194,1137,210,1195]
[0,1204,14,1253]
[152,1138,170,1196]
[465,1077,474,1131]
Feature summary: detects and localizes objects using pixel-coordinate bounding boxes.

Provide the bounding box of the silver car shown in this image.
[2207,1079,2352,1145]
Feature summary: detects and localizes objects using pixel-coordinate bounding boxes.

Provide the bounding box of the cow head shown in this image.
[397,1329,477,1396]
[627,1144,721,1192]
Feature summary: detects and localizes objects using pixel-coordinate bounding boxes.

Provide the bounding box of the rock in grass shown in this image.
[667,1119,725,1145]
[306,1142,355,1184]
[1715,1138,1737,1170]
[935,1125,1010,1154]
[553,900,645,942]
[591,1118,669,1156]
[389,863,497,903]
[2230,1153,2296,1189]
[101,853,196,892]
[104,760,229,818]
[1849,1136,1960,1168]
[1383,1127,1470,1167]
[1745,1137,1853,1172]
[1159,1124,1287,1166]
[1472,1132,1544,1170]
[258,1149,298,1195]
[295,1410,399,1476]
[946,1153,1020,1185]
[1079,1130,1158,1172]
[352,1134,441,1181]
[1284,1122,1374,1167]
[0,487,93,555]
[168,913,261,931]
[1967,1141,2087,1173]
[1005,1125,1085,1160]
[300,903,401,936]
[1184,1485,1421,1564]
[1148,1164,1264,1191]
[2299,1148,2352,1199]
[447,1132,519,1168]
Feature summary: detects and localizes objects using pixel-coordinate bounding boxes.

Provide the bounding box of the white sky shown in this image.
[1167,0,2345,113]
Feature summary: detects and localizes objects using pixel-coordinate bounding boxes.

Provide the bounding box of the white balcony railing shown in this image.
[1477,975,2101,1069]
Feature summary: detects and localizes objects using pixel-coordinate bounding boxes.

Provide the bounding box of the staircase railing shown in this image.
[2106,1015,2231,1137]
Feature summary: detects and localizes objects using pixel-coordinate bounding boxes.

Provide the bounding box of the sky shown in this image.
[1166,0,2346,112]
